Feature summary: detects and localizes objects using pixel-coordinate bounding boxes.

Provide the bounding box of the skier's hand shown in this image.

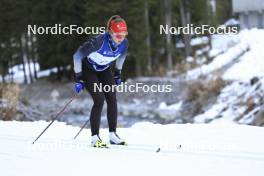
[74,72,84,94]
[114,69,122,85]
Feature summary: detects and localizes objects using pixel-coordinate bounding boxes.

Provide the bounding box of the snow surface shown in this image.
[1,120,264,176]
[224,18,240,26]
[176,36,209,48]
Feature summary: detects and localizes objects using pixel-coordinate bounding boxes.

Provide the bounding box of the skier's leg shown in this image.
[98,68,126,145]
[98,68,117,133]
[82,67,105,136]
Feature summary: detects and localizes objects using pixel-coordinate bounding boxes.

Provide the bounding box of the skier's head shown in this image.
[107,15,128,45]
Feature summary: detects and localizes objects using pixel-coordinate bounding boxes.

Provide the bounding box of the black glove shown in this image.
[114,69,121,85]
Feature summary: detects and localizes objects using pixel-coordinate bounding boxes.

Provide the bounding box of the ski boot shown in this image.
[109,132,127,145]
[91,135,108,148]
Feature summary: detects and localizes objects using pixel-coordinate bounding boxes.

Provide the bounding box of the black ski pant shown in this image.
[82,61,117,136]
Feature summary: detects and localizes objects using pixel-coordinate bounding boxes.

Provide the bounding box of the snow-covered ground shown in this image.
[3,62,59,83]
[1,120,264,176]
[186,33,248,80]
[187,29,264,81]
[223,29,264,82]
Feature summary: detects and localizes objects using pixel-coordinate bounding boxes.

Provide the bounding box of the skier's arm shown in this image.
[115,40,128,71]
[114,40,128,85]
[73,36,103,74]
[73,40,92,74]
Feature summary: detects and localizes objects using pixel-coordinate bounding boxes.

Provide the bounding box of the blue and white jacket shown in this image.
[73,32,128,73]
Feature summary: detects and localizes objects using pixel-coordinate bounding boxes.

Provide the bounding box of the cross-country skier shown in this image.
[73,15,128,148]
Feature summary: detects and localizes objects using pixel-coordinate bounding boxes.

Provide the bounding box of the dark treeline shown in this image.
[0,0,232,83]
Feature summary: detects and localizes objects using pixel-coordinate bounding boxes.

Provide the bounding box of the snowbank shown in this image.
[193,29,264,124]
[186,40,249,80]
[223,29,264,82]
[2,62,59,83]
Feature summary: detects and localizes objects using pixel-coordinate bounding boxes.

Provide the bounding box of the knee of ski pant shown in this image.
[105,93,117,105]
[93,95,105,108]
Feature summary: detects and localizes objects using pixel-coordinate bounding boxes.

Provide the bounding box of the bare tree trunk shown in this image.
[2,74,5,83]
[5,40,14,83]
[10,57,14,83]
[20,35,28,84]
[7,40,14,83]
[135,57,141,77]
[144,0,152,73]
[31,34,38,79]
[180,0,192,58]
[25,34,33,83]
[164,0,173,70]
[206,0,213,50]
[57,66,62,81]
[1,61,8,83]
[186,10,192,55]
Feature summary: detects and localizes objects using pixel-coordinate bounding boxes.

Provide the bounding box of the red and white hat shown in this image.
[110,21,127,34]
[108,15,128,34]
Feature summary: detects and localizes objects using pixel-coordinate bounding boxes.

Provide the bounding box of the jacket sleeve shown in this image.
[115,39,128,70]
[73,35,103,73]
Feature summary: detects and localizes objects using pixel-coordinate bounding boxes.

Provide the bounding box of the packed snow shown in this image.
[1,120,264,176]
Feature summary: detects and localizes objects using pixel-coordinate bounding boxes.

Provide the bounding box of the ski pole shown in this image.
[73,117,90,139]
[32,93,78,144]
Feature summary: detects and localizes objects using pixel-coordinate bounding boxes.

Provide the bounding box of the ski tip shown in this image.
[156,147,161,153]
